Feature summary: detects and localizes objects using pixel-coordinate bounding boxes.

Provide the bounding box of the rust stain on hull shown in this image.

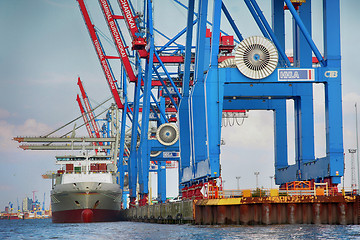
[195,196,360,225]
[121,196,360,225]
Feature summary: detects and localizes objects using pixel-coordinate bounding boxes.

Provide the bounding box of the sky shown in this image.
[0,0,360,210]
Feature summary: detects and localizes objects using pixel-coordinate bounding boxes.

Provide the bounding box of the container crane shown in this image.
[32,190,37,211]
[8,202,13,213]
[91,0,181,206]
[43,193,45,211]
[12,0,349,224]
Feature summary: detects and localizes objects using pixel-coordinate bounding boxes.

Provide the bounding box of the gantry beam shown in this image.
[13,137,115,143]
[19,144,112,150]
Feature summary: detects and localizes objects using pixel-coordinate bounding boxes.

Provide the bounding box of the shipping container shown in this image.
[90,163,98,172]
[66,164,74,173]
[220,35,234,46]
[98,163,107,172]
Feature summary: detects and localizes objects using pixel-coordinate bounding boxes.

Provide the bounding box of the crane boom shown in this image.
[98,0,137,82]
[76,94,99,152]
[76,94,95,139]
[117,0,138,39]
[77,78,103,146]
[77,0,124,109]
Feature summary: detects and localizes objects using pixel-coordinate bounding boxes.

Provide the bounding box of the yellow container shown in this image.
[270,189,279,197]
[242,189,251,197]
[316,188,325,196]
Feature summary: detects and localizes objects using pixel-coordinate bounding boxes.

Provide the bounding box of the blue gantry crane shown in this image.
[178,0,343,195]
[74,0,343,206]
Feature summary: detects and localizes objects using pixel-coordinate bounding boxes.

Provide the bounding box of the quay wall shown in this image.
[120,196,360,225]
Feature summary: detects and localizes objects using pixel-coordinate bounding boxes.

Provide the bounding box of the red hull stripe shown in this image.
[52,209,122,223]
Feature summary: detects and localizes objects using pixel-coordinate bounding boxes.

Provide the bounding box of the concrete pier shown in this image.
[121,196,360,225]
[121,200,195,224]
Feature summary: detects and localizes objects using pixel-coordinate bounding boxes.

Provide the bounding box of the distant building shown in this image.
[22,197,32,212]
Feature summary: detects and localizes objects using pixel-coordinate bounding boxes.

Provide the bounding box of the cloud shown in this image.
[15,119,52,136]
[342,92,360,152]
[343,92,360,115]
[0,185,12,191]
[221,111,274,150]
[42,0,73,8]
[0,118,52,153]
[0,120,16,151]
[0,109,11,119]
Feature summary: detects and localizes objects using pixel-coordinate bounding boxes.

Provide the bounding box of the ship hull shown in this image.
[52,209,121,223]
[51,181,122,223]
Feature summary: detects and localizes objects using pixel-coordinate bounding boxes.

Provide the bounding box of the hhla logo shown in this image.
[278,69,314,81]
[279,71,300,79]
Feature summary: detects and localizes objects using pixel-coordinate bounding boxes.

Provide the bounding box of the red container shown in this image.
[98,163,107,172]
[66,164,74,173]
[221,35,234,46]
[90,163,98,172]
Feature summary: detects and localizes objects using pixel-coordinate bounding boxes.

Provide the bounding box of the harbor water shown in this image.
[1,219,360,239]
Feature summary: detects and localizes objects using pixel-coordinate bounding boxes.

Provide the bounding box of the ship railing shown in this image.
[222,189,243,198]
[57,169,115,174]
[209,187,357,199]
[279,189,315,196]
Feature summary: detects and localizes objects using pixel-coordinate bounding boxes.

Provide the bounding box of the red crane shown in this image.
[76,94,95,139]
[76,94,98,151]
[98,0,137,82]
[116,0,148,57]
[76,0,124,109]
[32,190,37,211]
[77,77,103,147]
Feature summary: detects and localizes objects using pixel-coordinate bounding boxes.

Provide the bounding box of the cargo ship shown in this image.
[0,213,24,220]
[50,153,122,223]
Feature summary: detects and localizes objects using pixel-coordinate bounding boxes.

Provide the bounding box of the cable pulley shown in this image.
[156,123,179,146]
[235,36,278,79]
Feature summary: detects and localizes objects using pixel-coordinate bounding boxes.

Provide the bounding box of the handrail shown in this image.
[205,187,357,199]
